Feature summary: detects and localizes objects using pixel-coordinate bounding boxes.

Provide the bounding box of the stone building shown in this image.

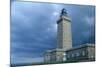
[44,8,95,63]
[65,44,95,62]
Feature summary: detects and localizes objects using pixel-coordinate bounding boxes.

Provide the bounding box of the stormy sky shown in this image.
[11,1,95,64]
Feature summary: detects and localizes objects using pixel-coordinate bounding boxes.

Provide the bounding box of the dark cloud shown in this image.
[11,2,95,64]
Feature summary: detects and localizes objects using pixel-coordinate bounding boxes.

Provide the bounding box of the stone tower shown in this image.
[57,8,72,50]
[44,9,73,63]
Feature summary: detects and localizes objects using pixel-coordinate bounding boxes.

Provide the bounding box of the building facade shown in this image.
[44,49,66,63]
[65,44,95,62]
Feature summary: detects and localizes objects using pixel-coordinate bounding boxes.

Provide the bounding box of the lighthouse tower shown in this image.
[57,8,72,50]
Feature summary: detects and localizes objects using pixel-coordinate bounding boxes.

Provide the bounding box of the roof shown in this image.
[45,43,95,53]
[65,43,95,52]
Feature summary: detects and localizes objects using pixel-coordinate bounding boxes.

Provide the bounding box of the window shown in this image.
[57,55,60,61]
[63,57,66,61]
[67,54,70,58]
[82,51,85,56]
[71,54,74,57]
[63,53,66,61]
[89,55,94,58]
[76,52,80,56]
